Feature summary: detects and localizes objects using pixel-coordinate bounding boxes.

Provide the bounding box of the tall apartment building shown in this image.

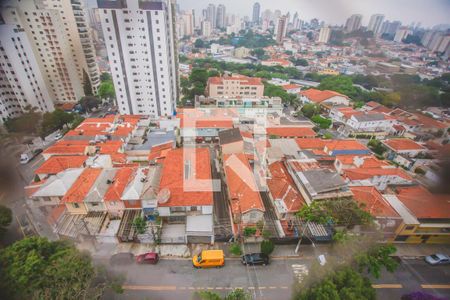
[0,0,99,106]
[0,24,54,123]
[368,14,384,35]
[394,27,411,43]
[178,10,194,37]
[252,2,260,25]
[96,0,178,116]
[216,4,225,29]
[380,20,401,36]
[206,75,264,98]
[206,3,216,29]
[201,20,212,37]
[274,15,288,44]
[344,14,362,33]
[317,26,331,43]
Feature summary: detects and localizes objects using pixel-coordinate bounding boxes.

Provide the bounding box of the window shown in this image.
[73,203,80,208]
[404,225,415,231]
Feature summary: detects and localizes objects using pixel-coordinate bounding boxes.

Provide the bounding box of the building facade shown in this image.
[97,0,178,116]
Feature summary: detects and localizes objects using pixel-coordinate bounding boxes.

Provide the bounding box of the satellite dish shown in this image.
[157,188,170,204]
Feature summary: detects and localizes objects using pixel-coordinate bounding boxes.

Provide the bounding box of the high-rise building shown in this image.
[318,26,331,43]
[206,3,216,29]
[345,14,362,33]
[252,2,260,25]
[394,27,411,43]
[0,25,54,124]
[97,0,178,116]
[368,14,385,35]
[201,20,212,37]
[292,12,300,30]
[381,20,401,36]
[179,10,194,37]
[274,15,288,44]
[216,4,226,29]
[1,0,100,105]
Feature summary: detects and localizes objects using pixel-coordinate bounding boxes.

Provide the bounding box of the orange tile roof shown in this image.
[300,88,348,103]
[159,148,213,207]
[396,185,450,219]
[281,84,301,90]
[336,155,389,168]
[383,138,426,151]
[104,167,136,201]
[344,167,412,181]
[223,153,265,214]
[267,127,316,138]
[350,186,399,218]
[43,143,88,155]
[25,179,48,198]
[35,155,88,175]
[268,161,305,212]
[295,138,331,150]
[62,168,102,203]
[325,139,369,152]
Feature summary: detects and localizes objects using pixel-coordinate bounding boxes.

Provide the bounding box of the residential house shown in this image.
[300,89,350,107]
[344,167,413,191]
[223,153,265,229]
[266,127,317,139]
[261,59,293,67]
[384,185,450,244]
[62,168,103,214]
[84,169,118,213]
[281,83,302,94]
[103,167,136,217]
[158,148,215,244]
[34,155,88,180]
[383,138,428,169]
[219,128,244,154]
[324,139,371,156]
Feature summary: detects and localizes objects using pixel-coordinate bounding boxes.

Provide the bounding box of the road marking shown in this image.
[259,287,266,290]
[215,287,223,290]
[292,264,309,284]
[123,285,177,291]
[372,284,403,289]
[269,286,277,289]
[280,286,289,289]
[421,284,450,289]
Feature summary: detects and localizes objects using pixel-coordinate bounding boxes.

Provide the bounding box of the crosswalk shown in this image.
[291,264,309,283]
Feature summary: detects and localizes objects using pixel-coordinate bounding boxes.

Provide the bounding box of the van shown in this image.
[192,250,225,269]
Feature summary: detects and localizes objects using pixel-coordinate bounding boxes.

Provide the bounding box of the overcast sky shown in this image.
[179,0,450,28]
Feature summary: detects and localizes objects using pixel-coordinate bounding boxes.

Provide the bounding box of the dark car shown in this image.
[110,252,135,265]
[241,253,269,266]
[33,148,43,155]
[136,252,159,264]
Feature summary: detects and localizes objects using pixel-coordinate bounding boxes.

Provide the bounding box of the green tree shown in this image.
[190,68,209,85]
[250,48,265,59]
[41,109,75,136]
[79,96,100,112]
[0,205,12,238]
[0,237,123,300]
[100,72,112,82]
[133,216,148,235]
[318,75,358,98]
[355,244,398,279]
[82,70,93,96]
[301,103,320,118]
[4,106,42,135]
[194,38,205,48]
[260,240,275,256]
[243,227,256,237]
[97,80,115,100]
[70,114,85,129]
[311,115,332,129]
[195,288,251,300]
[229,243,242,256]
[208,69,221,78]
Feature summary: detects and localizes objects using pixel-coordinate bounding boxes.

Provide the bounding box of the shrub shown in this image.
[414,167,425,175]
[243,227,257,237]
[311,115,332,129]
[262,230,272,239]
[260,240,275,256]
[229,243,242,256]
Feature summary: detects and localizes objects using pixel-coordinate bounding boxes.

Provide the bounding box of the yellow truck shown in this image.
[192,250,225,269]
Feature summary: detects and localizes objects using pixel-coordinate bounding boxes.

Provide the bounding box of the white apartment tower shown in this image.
[345,14,362,33]
[201,20,212,37]
[368,14,384,35]
[0,25,54,123]
[318,26,331,43]
[97,0,178,116]
[216,4,226,29]
[1,0,100,105]
[252,2,260,25]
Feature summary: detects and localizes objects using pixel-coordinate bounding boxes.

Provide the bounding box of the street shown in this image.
[101,256,450,300]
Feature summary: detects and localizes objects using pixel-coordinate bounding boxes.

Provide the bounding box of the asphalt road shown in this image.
[101,257,450,300]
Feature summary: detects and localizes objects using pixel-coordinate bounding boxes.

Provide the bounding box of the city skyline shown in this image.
[179,0,450,28]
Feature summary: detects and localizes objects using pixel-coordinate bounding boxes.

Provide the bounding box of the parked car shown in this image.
[241,253,269,266]
[110,252,135,265]
[192,250,225,269]
[424,253,450,265]
[54,132,63,140]
[19,148,43,164]
[136,252,159,264]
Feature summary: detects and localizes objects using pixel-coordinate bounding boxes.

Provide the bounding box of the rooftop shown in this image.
[223,153,265,214]
[159,148,213,207]
[62,168,102,203]
[299,169,347,195]
[383,138,426,151]
[267,127,316,138]
[35,155,88,175]
[350,186,399,218]
[218,128,243,145]
[300,88,348,103]
[208,75,263,86]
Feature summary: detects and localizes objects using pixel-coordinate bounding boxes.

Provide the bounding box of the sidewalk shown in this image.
[77,240,449,260]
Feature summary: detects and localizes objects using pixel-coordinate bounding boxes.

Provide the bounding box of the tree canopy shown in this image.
[0,237,123,300]
[82,70,93,96]
[0,205,12,238]
[41,109,74,136]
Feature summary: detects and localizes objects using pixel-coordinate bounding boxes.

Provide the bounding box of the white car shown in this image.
[54,132,63,140]
[424,253,450,265]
